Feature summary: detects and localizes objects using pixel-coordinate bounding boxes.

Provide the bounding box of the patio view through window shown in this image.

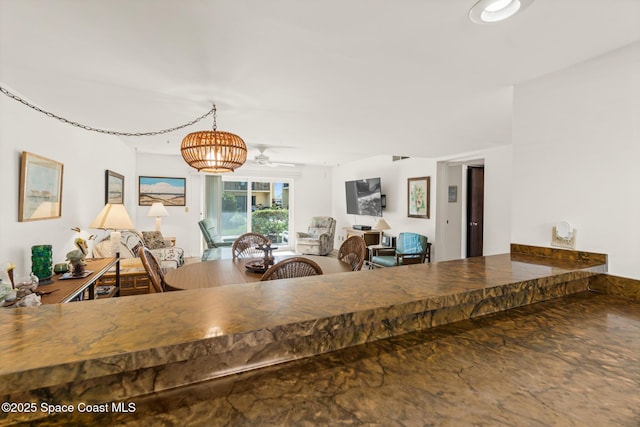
[219,180,291,245]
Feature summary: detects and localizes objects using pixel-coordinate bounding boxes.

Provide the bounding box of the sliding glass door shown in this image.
[205,177,291,247]
[221,181,249,238]
[249,181,290,244]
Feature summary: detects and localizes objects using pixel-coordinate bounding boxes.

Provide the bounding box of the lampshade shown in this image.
[181,105,247,173]
[374,218,391,231]
[147,202,169,232]
[89,203,135,230]
[147,202,169,218]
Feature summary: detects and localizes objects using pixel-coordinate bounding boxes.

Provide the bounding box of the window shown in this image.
[206,177,291,247]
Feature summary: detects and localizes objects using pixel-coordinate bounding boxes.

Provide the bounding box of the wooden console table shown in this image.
[96,258,149,296]
[39,257,119,304]
[344,227,381,246]
[344,227,382,260]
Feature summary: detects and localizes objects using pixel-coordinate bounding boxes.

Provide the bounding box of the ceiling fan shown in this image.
[253,146,295,168]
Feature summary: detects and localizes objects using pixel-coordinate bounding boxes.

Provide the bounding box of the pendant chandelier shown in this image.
[180,104,247,173]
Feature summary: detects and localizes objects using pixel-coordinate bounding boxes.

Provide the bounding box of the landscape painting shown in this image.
[138,176,186,206]
[19,151,64,222]
[105,170,124,204]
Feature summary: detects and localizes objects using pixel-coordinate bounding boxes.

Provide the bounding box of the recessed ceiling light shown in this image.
[469,0,534,24]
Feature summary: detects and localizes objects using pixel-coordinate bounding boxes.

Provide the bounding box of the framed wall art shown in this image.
[407,176,430,219]
[19,151,64,222]
[105,170,125,204]
[138,176,186,206]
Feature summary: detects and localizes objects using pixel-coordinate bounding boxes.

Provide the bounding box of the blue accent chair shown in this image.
[371,232,430,267]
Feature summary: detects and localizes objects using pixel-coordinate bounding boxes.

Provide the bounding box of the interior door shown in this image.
[466,166,484,257]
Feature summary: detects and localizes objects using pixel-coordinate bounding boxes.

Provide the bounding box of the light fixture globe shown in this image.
[181,130,247,173]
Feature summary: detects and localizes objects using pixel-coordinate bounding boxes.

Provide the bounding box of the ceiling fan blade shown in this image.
[270,162,295,167]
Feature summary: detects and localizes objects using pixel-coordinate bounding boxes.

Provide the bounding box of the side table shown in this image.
[37,257,119,304]
[97,258,150,297]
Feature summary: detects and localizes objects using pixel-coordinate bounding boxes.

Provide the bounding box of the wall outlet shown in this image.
[551,227,576,249]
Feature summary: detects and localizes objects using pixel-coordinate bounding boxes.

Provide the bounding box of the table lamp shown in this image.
[89,203,135,257]
[147,202,169,232]
[374,218,391,246]
[374,218,391,232]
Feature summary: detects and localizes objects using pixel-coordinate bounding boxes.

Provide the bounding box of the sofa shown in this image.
[93,230,184,269]
[295,216,336,256]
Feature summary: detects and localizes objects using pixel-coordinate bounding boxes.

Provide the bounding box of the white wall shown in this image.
[441,164,463,260]
[134,153,203,258]
[292,165,334,236]
[332,156,438,246]
[483,145,512,255]
[333,148,513,260]
[512,42,640,278]
[134,154,333,257]
[435,145,512,261]
[0,89,136,277]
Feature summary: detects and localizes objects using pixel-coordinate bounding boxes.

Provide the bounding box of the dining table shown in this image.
[164,255,352,291]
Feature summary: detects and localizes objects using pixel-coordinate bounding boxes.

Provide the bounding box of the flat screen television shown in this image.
[345,177,382,217]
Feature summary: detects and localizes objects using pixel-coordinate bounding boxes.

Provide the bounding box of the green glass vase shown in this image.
[31,244,53,282]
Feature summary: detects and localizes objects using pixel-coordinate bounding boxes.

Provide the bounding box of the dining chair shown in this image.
[260,257,323,281]
[232,232,271,260]
[337,235,367,271]
[138,247,166,293]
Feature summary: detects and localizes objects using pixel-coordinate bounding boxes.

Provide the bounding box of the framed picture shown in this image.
[448,185,458,203]
[407,176,430,219]
[105,170,124,204]
[19,151,64,222]
[138,176,186,206]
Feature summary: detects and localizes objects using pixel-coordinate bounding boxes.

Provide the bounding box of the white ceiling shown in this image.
[1,0,639,167]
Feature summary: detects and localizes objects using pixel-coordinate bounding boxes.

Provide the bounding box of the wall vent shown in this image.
[392,156,410,161]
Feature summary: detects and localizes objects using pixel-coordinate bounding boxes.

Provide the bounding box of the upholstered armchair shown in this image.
[371,232,430,267]
[295,216,336,256]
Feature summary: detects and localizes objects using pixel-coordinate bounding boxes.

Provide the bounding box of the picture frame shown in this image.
[138,176,186,206]
[19,151,64,222]
[448,185,458,203]
[105,170,125,204]
[407,176,430,219]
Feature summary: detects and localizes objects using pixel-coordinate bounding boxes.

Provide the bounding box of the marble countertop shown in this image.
[0,252,605,383]
[44,291,640,426]
[0,245,612,425]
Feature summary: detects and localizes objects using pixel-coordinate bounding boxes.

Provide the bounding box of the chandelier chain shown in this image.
[0,85,215,137]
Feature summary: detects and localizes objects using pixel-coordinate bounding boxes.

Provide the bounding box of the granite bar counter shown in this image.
[41,291,640,426]
[0,245,613,424]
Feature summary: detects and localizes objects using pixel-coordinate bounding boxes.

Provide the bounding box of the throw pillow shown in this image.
[142,231,169,249]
